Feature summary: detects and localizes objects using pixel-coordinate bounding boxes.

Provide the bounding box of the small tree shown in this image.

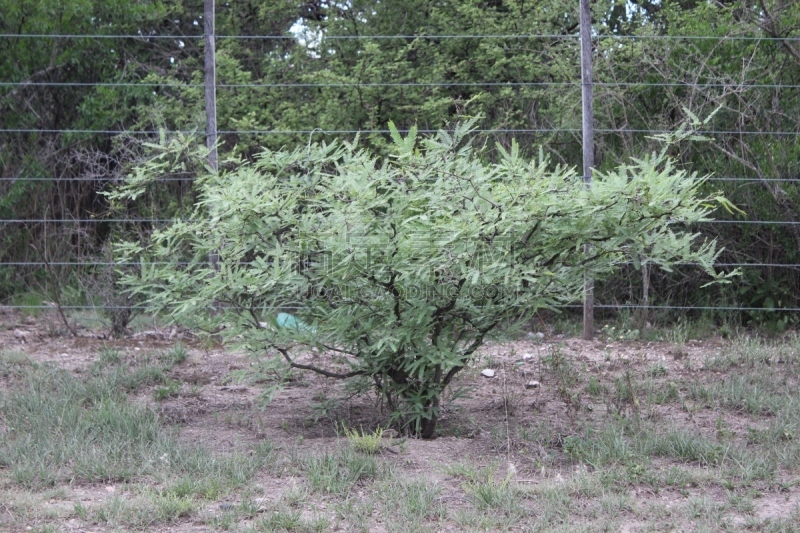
[113,122,733,438]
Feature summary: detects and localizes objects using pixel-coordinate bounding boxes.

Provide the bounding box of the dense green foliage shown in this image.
[1,0,800,325]
[113,122,730,436]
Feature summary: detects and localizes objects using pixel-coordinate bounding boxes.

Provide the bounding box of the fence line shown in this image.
[2,304,798,312]
[4,33,800,42]
[3,177,798,183]
[3,27,800,329]
[1,262,798,268]
[5,81,800,89]
[0,218,797,225]
[3,128,800,136]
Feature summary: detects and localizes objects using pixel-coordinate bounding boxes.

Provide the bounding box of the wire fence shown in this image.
[2,20,800,325]
[3,32,800,41]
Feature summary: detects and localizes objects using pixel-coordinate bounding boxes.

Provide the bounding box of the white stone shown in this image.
[525,380,541,389]
[480,369,495,378]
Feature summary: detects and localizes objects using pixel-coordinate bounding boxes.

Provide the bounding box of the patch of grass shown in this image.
[646,363,668,377]
[377,477,445,527]
[523,482,573,527]
[598,492,634,516]
[0,362,273,495]
[517,421,560,455]
[205,498,262,530]
[585,375,606,397]
[706,335,800,371]
[342,424,385,454]
[159,342,188,367]
[714,374,792,416]
[334,496,375,533]
[646,429,727,466]
[8,292,47,316]
[562,424,640,468]
[0,365,170,487]
[255,508,303,530]
[444,461,498,483]
[0,349,33,377]
[73,500,89,521]
[451,508,515,532]
[91,491,195,529]
[0,488,68,530]
[254,508,330,532]
[97,345,123,366]
[154,378,181,401]
[649,380,680,404]
[542,347,579,388]
[684,496,727,523]
[303,446,383,495]
[727,489,757,514]
[662,466,703,488]
[277,485,310,508]
[560,416,777,487]
[464,479,520,513]
[162,475,224,501]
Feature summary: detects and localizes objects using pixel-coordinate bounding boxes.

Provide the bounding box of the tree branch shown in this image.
[270,342,363,379]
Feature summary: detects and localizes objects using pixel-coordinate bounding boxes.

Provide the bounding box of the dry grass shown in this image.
[1,316,800,531]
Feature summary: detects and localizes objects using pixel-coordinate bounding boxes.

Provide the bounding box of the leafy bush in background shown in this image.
[114,122,732,437]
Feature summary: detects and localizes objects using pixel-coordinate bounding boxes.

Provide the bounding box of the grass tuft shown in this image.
[303,446,383,495]
[342,424,385,454]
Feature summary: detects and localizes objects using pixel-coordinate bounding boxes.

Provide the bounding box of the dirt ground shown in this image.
[2,308,800,532]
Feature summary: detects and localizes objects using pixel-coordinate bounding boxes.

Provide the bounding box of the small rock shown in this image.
[12,329,29,342]
[525,380,541,389]
[105,486,115,493]
[219,503,234,511]
[480,369,496,378]
[521,353,535,361]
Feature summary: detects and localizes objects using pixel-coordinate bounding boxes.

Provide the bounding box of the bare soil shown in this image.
[1,308,799,532]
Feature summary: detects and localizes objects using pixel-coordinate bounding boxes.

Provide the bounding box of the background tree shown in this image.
[2,0,799,331]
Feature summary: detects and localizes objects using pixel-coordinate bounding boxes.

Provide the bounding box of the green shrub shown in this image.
[113,122,732,437]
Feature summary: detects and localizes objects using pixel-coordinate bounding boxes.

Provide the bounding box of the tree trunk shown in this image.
[420,396,440,439]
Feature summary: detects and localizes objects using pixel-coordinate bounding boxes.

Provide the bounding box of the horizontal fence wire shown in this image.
[2,177,798,183]
[4,81,800,89]
[2,128,800,135]
[1,304,798,312]
[3,33,800,41]
[1,262,798,268]
[0,219,797,225]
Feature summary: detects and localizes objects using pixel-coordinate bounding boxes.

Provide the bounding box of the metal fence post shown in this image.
[204,0,218,172]
[580,0,595,340]
[204,0,219,271]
